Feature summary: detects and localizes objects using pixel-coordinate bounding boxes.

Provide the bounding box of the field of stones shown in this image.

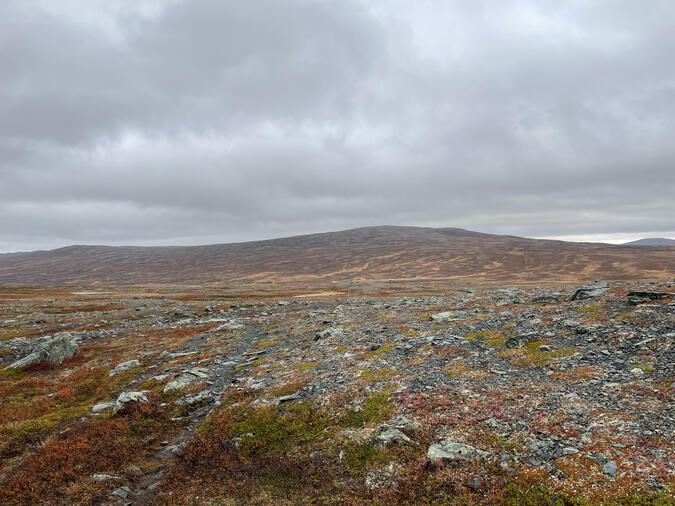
[0,281,673,504]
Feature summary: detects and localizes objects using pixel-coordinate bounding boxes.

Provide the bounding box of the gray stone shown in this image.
[372,425,412,448]
[113,391,149,414]
[427,441,489,461]
[562,447,579,455]
[109,359,140,376]
[4,333,78,370]
[603,460,617,478]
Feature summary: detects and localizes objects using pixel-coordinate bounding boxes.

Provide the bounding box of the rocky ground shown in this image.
[0,281,673,504]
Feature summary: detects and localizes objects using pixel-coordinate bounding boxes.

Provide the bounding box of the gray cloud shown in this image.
[1,0,674,252]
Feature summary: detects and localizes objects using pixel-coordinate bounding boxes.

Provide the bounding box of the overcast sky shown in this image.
[1,0,674,252]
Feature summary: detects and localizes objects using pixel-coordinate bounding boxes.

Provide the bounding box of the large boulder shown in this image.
[4,333,78,370]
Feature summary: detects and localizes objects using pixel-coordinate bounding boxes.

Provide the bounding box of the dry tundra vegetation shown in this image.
[0,280,673,505]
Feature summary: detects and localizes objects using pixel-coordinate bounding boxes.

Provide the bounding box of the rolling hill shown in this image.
[623,238,675,246]
[0,226,673,285]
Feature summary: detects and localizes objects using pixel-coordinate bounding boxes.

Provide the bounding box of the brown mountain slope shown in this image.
[0,226,673,285]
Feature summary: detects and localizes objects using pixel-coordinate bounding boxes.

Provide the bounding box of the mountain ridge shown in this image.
[0,226,673,285]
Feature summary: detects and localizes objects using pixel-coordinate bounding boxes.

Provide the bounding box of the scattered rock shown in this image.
[603,460,617,478]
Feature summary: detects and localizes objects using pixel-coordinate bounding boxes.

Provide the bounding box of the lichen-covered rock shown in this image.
[427,441,489,461]
[4,333,78,370]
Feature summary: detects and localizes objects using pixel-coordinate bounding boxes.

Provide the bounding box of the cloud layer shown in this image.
[2,0,674,251]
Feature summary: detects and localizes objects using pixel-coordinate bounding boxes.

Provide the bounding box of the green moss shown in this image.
[286,361,320,372]
[465,330,509,347]
[4,405,90,452]
[0,367,22,379]
[574,303,603,313]
[366,344,395,358]
[632,364,655,372]
[256,337,280,350]
[335,346,348,352]
[505,339,577,367]
[259,469,300,491]
[504,483,675,506]
[341,442,379,471]
[358,368,400,383]
[232,402,330,455]
[504,483,582,505]
[342,392,391,428]
[197,418,213,434]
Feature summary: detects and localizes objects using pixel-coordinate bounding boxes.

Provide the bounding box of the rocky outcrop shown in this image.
[4,333,78,369]
[569,281,609,301]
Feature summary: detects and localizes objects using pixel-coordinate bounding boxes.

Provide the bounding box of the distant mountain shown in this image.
[0,226,674,285]
[623,238,675,246]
